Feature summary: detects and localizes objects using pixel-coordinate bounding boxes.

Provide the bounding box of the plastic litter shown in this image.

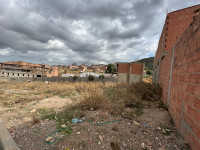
[143,124,148,127]
[72,118,79,124]
[78,119,83,123]
[72,118,83,124]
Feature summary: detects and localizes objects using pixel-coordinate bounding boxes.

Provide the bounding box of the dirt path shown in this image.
[12,105,189,150]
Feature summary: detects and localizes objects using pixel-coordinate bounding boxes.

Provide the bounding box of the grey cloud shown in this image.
[109,43,121,49]
[0,0,199,65]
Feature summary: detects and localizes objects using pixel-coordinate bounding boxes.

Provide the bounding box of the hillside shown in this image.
[135,57,154,70]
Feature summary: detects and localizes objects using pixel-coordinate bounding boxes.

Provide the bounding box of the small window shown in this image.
[18,74,19,76]
[7,73,9,75]
[23,74,24,76]
[33,75,34,77]
[165,45,167,47]
[28,74,29,77]
[167,22,169,25]
[13,73,14,75]
[166,27,168,31]
[2,72,4,75]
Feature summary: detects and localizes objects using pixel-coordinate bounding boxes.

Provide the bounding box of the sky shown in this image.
[0,0,199,65]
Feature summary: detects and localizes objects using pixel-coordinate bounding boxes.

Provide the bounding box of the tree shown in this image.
[105,64,117,73]
[146,69,153,76]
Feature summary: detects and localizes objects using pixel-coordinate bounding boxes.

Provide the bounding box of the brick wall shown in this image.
[154,5,200,66]
[154,10,200,150]
[117,63,130,73]
[117,63,144,83]
[131,63,144,74]
[169,15,200,149]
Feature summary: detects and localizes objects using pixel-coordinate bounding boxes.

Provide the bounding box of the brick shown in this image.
[188,105,196,118]
[188,94,196,106]
[191,137,200,150]
[196,61,200,72]
[189,63,196,73]
[186,84,196,94]
[191,121,200,138]
[195,97,200,111]
[189,74,198,84]
[184,113,193,126]
[194,86,200,97]
[182,92,189,101]
[195,110,200,125]
[183,101,188,112]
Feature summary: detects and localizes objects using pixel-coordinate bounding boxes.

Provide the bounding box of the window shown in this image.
[13,73,14,76]
[18,74,19,76]
[28,74,29,77]
[2,72,4,75]
[23,74,24,76]
[7,73,9,75]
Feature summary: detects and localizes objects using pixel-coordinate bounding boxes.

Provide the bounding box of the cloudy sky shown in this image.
[0,0,199,65]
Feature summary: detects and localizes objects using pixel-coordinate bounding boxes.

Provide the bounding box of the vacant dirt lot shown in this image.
[0,81,190,150]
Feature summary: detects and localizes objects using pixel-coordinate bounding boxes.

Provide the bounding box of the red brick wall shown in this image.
[131,63,144,74]
[117,63,144,75]
[156,13,200,149]
[117,63,130,73]
[154,5,200,65]
[158,50,172,104]
[169,15,200,149]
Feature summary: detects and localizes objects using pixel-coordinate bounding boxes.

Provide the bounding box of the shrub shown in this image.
[88,75,94,81]
[73,75,78,81]
[99,75,104,80]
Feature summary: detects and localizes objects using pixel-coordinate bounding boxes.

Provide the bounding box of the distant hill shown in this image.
[135,57,154,70]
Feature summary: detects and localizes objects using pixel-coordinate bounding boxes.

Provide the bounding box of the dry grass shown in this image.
[78,82,162,116]
[0,81,115,105]
[0,81,162,121]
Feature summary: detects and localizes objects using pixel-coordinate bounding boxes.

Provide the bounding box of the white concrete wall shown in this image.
[0,72,34,77]
[117,73,128,83]
[129,74,143,83]
[117,73,143,83]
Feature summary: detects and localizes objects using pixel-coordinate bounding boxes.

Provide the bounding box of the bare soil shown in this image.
[11,105,189,150]
[0,96,73,127]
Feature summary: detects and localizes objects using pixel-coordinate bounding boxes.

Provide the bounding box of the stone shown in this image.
[156,127,162,130]
[46,137,53,142]
[99,135,103,142]
[61,124,67,128]
[98,141,101,145]
[133,121,141,126]
[76,132,81,135]
[30,109,37,113]
[122,141,127,147]
[141,143,145,149]
[161,129,166,134]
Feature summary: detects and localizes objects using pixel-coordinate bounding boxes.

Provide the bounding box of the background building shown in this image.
[0,61,58,77]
